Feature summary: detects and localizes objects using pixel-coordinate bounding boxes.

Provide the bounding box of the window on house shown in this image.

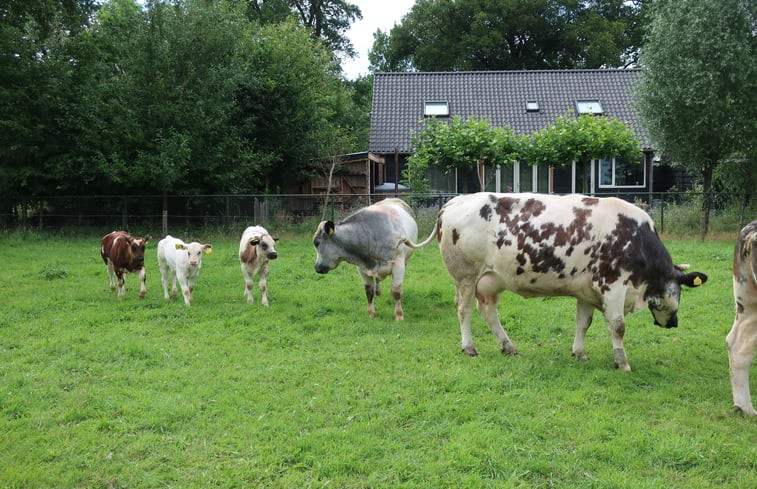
[526,100,539,112]
[599,157,645,188]
[576,99,603,115]
[424,101,449,117]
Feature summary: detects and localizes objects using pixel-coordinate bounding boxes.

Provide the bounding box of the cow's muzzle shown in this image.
[654,315,678,328]
[268,252,278,260]
[314,264,329,274]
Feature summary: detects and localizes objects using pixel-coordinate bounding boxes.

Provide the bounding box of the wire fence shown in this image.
[1,191,755,237]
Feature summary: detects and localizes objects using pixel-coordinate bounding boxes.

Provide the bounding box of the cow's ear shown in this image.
[144,235,151,243]
[273,237,280,243]
[325,221,335,236]
[680,271,707,287]
[203,244,212,254]
[250,237,260,246]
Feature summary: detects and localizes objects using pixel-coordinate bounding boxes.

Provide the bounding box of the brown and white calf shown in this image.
[727,220,757,416]
[157,235,212,306]
[100,231,150,299]
[406,192,707,370]
[239,226,279,306]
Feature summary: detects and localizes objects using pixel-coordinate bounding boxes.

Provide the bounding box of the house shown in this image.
[369,69,685,197]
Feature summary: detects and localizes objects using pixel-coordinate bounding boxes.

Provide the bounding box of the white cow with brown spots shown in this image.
[727,220,757,416]
[406,192,707,370]
[312,198,418,320]
[157,235,212,306]
[239,226,279,306]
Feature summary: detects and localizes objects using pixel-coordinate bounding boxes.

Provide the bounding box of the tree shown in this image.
[240,0,361,57]
[369,0,644,72]
[403,116,521,194]
[524,113,641,169]
[636,0,756,239]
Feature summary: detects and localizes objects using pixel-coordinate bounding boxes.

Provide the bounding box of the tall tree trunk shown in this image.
[699,163,714,241]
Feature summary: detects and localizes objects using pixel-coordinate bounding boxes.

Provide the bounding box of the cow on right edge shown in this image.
[405,192,708,371]
[727,220,757,416]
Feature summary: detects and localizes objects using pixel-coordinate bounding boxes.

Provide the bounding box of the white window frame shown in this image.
[597,157,646,188]
[424,101,449,117]
[576,99,603,115]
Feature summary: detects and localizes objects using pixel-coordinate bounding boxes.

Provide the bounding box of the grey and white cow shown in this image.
[406,192,707,370]
[313,198,418,320]
[727,220,757,416]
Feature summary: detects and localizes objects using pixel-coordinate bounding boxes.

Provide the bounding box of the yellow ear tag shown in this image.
[175,243,183,250]
[693,276,702,286]
[328,227,335,236]
[205,247,213,255]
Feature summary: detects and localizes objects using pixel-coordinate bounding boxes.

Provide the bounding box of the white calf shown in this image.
[239,226,278,306]
[157,235,212,306]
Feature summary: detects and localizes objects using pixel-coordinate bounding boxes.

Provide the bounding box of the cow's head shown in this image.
[248,234,279,260]
[175,242,212,267]
[313,220,339,274]
[646,265,708,328]
[127,235,150,263]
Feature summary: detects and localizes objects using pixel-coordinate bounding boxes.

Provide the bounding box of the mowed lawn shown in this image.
[0,229,754,488]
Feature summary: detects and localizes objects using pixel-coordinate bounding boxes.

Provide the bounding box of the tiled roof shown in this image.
[369,69,652,154]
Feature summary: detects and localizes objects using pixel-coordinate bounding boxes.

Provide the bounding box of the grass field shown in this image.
[0,228,754,488]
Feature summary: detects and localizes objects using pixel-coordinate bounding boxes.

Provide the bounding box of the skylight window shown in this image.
[576,99,603,115]
[424,101,449,117]
[526,100,539,112]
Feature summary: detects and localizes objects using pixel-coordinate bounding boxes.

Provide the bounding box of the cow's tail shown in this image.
[402,226,437,250]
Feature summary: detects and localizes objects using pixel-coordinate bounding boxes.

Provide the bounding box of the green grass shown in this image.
[0,230,754,488]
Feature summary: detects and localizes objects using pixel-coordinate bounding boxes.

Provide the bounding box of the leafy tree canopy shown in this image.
[370,0,645,72]
[636,0,756,238]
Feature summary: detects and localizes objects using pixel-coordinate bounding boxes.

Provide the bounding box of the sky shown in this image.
[341,0,415,79]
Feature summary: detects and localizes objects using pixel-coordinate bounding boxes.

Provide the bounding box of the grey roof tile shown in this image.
[369,69,651,154]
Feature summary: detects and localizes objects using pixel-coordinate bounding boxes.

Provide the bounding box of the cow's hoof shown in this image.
[462,346,479,357]
[734,404,757,416]
[614,362,632,372]
[501,343,519,356]
[572,352,588,362]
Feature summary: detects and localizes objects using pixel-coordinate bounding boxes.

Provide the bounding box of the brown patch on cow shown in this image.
[452,228,460,245]
[480,204,492,221]
[436,211,444,242]
[240,243,258,264]
[582,197,599,206]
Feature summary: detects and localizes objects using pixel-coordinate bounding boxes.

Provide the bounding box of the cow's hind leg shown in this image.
[726,317,757,416]
[456,283,478,356]
[476,273,517,355]
[572,301,594,361]
[106,260,117,292]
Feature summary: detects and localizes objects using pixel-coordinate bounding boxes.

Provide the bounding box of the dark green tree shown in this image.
[369,0,644,72]
[636,0,756,239]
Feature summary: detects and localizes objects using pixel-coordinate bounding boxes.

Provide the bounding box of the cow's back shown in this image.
[101,231,127,265]
[734,221,757,307]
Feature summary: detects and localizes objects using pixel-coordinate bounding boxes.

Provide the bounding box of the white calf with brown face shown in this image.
[728,220,757,416]
[239,226,279,306]
[157,235,212,306]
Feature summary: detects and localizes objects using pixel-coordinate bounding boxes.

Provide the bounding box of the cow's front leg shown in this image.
[604,313,630,371]
[116,273,126,299]
[726,317,757,416]
[456,283,478,356]
[137,267,147,299]
[106,261,118,292]
[259,266,270,307]
[177,275,192,306]
[572,301,594,361]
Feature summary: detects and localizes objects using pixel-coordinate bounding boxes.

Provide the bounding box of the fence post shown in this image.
[660,193,665,233]
[121,197,127,230]
[162,194,168,237]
